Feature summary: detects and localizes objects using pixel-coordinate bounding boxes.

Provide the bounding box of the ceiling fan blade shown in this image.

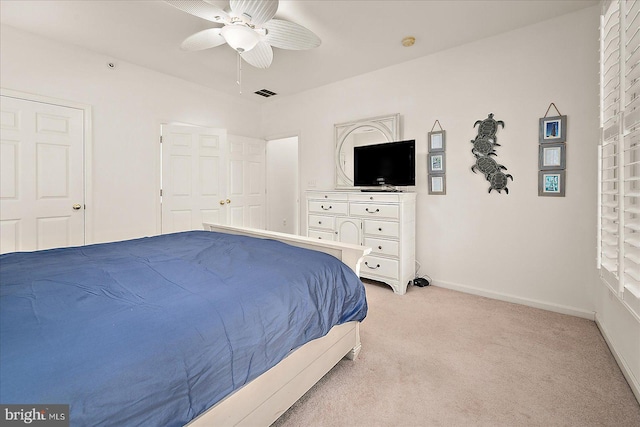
[240,41,273,68]
[164,0,229,23]
[263,19,321,50]
[229,0,278,26]
[181,28,227,51]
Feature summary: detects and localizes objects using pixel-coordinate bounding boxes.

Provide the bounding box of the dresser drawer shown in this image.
[364,220,399,238]
[349,193,401,203]
[307,192,348,201]
[308,214,334,231]
[364,237,399,257]
[361,255,399,280]
[350,202,399,219]
[308,229,335,241]
[308,200,348,215]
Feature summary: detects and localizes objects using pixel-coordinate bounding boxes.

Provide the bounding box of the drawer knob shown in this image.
[378,246,383,250]
[378,227,382,231]
[365,208,380,213]
[318,221,322,224]
[370,196,374,200]
[321,205,332,210]
[365,262,381,269]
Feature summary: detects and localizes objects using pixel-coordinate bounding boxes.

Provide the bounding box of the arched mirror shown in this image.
[334,114,400,188]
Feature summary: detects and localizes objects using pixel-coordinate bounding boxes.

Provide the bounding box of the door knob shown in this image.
[226,199,231,204]
[219,200,225,205]
[72,204,82,210]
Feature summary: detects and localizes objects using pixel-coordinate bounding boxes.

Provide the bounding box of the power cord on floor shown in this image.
[413,260,431,287]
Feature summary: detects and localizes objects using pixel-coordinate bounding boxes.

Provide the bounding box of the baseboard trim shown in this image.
[433,280,596,320]
[595,314,640,404]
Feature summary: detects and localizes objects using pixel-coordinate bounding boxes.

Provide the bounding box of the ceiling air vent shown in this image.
[254,89,277,98]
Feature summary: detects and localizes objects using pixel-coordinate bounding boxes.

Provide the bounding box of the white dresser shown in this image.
[306,190,416,295]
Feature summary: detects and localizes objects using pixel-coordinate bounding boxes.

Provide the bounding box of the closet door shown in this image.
[161,124,228,232]
[0,95,85,253]
[227,135,266,229]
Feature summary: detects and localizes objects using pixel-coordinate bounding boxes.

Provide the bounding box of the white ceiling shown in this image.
[0,0,599,103]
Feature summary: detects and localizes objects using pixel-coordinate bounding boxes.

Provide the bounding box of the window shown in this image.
[599,0,640,317]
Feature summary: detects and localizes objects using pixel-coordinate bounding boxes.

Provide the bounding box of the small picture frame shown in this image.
[539,143,566,170]
[428,153,446,174]
[428,130,446,152]
[428,174,446,195]
[538,170,566,197]
[539,115,567,143]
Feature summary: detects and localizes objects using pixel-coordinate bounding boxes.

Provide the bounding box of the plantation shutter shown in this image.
[622,0,640,312]
[599,0,640,316]
[600,0,621,289]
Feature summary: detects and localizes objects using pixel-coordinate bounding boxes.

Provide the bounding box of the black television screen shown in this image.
[354,140,415,187]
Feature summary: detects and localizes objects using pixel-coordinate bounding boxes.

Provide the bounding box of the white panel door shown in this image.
[161,124,227,233]
[0,95,85,253]
[227,135,266,229]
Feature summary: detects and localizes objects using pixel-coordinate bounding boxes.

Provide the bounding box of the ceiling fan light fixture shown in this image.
[221,24,260,53]
[166,0,321,69]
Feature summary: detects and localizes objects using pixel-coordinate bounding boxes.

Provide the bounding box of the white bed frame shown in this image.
[187,223,371,427]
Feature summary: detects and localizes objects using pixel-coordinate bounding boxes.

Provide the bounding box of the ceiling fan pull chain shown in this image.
[236,51,243,94]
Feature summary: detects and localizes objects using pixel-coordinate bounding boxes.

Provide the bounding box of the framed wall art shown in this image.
[538,170,566,197]
[539,143,566,170]
[538,103,567,197]
[539,115,567,144]
[428,130,446,152]
[428,120,447,195]
[428,152,446,174]
[428,174,446,195]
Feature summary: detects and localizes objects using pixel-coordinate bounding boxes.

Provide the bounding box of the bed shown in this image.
[0,224,370,426]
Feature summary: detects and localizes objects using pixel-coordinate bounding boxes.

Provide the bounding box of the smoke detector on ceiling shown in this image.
[402,36,416,47]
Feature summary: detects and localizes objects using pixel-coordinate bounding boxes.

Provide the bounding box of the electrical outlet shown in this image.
[282,219,287,226]
[307,180,316,188]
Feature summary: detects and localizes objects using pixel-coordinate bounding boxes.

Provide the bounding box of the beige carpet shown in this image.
[273,281,640,427]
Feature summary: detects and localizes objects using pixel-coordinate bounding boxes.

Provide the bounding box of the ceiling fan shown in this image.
[165,0,321,69]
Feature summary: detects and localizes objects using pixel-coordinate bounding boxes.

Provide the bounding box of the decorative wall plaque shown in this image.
[470,113,513,194]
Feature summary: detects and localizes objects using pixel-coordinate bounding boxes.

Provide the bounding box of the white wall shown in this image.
[0,25,262,244]
[261,7,600,317]
[266,136,298,234]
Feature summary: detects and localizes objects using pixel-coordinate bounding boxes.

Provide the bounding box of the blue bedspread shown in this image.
[0,231,367,426]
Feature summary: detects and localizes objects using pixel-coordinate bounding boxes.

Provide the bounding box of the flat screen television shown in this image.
[354,139,415,188]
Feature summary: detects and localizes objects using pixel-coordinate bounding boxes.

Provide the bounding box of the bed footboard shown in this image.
[203,223,371,275]
[187,321,361,427]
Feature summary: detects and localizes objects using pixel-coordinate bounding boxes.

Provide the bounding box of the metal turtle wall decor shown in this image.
[470,113,513,194]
